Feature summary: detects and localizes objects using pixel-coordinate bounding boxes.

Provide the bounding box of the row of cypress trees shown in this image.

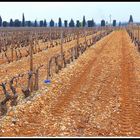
[0,14,96,27]
[0,13,120,27]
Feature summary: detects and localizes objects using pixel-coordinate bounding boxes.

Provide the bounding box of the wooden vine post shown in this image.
[138,25,139,42]
[50,28,52,45]
[101,26,103,35]
[77,29,79,46]
[84,28,87,45]
[34,68,39,91]
[11,39,14,62]
[132,24,134,39]
[76,29,79,58]
[29,37,34,92]
[60,29,64,67]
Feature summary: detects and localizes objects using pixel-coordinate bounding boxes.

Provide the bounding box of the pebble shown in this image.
[15,128,19,133]
[61,125,66,131]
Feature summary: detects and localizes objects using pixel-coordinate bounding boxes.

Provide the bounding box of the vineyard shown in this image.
[0,26,140,137]
[0,27,112,113]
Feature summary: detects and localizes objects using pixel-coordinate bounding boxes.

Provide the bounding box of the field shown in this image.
[0,27,140,137]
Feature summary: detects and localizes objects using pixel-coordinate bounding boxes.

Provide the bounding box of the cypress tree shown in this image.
[113,20,116,26]
[64,20,67,27]
[101,19,105,26]
[58,17,62,27]
[76,20,80,27]
[129,15,133,23]
[22,13,25,27]
[44,19,47,27]
[83,16,86,27]
[34,20,37,27]
[40,20,44,27]
[69,19,75,27]
[9,19,14,27]
[50,19,54,27]
[0,16,2,27]
[3,21,8,27]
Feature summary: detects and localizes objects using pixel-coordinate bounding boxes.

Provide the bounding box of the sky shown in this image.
[0,2,139,23]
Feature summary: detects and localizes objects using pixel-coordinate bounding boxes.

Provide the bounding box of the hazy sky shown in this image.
[0,2,139,23]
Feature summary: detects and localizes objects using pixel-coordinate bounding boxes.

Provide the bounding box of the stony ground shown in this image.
[0,29,140,137]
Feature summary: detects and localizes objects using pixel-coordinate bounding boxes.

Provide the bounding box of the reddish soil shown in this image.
[0,30,140,137]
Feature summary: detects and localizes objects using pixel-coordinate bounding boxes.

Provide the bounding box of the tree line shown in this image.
[0,13,117,27]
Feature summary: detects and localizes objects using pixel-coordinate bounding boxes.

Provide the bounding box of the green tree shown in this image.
[44,19,47,27]
[50,19,54,27]
[82,16,86,27]
[22,13,25,27]
[76,20,80,27]
[58,17,62,27]
[64,20,67,27]
[113,20,116,26]
[14,19,21,27]
[0,16,2,27]
[34,20,37,27]
[9,19,14,27]
[69,19,75,27]
[40,20,44,27]
[3,21,8,27]
[101,19,105,26]
[27,21,32,27]
[129,15,133,23]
